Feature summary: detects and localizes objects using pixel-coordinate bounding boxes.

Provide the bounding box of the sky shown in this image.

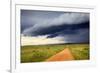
[21,10,89,45]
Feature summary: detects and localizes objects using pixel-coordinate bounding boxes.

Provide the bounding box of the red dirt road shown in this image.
[45,48,74,61]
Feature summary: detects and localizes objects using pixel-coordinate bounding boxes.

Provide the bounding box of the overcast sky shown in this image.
[21,10,89,44]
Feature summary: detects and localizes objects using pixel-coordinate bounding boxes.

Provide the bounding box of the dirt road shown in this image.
[45,48,74,61]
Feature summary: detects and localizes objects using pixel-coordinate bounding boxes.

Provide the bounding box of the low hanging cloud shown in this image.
[22,12,89,36]
[51,13,89,25]
[21,11,89,44]
[57,28,89,43]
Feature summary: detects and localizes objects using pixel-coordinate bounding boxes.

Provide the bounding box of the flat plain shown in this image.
[21,43,89,63]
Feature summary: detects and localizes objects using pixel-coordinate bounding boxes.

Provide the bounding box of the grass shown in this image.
[21,44,89,63]
[66,44,89,60]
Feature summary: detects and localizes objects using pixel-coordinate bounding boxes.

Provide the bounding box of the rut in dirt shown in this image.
[45,48,74,61]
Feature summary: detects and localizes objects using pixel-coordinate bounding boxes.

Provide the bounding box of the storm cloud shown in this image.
[21,10,89,43]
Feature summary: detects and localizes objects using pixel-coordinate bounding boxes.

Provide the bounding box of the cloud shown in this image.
[22,13,89,36]
[51,12,89,25]
[21,11,89,43]
[21,28,89,46]
[57,28,89,43]
[22,22,89,37]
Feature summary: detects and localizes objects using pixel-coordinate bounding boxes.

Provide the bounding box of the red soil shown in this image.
[46,48,74,61]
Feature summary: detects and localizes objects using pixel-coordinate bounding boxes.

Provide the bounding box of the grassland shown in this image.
[21,44,89,63]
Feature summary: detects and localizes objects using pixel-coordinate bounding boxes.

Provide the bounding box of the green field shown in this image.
[21,44,89,63]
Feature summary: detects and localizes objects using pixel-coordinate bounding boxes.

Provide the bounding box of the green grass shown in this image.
[21,44,89,63]
[66,44,89,60]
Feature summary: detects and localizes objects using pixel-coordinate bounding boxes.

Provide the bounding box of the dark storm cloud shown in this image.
[21,10,64,32]
[21,10,89,43]
[23,22,89,37]
[57,28,89,43]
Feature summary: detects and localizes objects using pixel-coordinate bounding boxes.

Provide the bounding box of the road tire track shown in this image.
[45,48,74,61]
